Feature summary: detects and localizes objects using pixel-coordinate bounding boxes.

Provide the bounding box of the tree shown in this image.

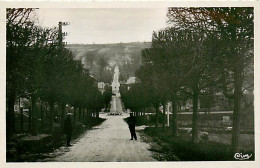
[98,55,108,81]
[7,8,106,137]
[180,30,219,144]
[103,86,112,112]
[6,8,38,140]
[150,28,200,135]
[167,7,254,151]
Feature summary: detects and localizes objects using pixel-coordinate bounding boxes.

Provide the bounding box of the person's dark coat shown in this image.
[127,114,137,140]
[63,115,72,135]
[127,116,136,128]
[63,115,72,146]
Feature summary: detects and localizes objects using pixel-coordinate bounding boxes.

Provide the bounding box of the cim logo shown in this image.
[234,153,252,160]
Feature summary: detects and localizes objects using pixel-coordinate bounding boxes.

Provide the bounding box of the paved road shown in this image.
[50,113,155,162]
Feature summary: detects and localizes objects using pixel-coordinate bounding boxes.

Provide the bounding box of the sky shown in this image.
[36,8,168,44]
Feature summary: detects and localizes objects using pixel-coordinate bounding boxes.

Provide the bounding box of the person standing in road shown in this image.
[127,113,137,140]
[63,113,73,146]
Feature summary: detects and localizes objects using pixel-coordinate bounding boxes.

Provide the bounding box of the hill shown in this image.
[66,42,151,83]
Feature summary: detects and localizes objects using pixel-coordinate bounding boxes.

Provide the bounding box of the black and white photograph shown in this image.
[0,1,259,168]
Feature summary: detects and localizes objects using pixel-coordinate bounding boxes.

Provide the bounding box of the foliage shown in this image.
[6,8,106,141]
[121,7,254,149]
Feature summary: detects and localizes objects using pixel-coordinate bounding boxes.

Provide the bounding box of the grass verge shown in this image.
[142,127,254,161]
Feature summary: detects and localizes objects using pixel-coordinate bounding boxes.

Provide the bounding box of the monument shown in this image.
[112,66,120,95]
[109,66,122,115]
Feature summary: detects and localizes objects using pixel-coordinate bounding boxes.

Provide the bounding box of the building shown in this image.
[125,76,139,90]
[98,82,105,94]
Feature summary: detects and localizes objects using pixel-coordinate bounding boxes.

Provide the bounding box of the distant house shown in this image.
[98,82,105,94]
[104,66,112,71]
[125,76,139,90]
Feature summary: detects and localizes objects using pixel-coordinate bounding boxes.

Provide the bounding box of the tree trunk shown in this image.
[192,85,200,144]
[60,104,65,127]
[49,101,54,131]
[155,106,159,129]
[31,95,37,134]
[172,100,178,136]
[73,107,77,124]
[106,103,108,112]
[20,107,23,132]
[83,108,85,123]
[96,109,99,118]
[45,104,48,119]
[28,108,32,132]
[163,103,166,130]
[232,60,243,153]
[79,107,82,121]
[40,104,43,128]
[7,91,15,142]
[143,107,145,123]
[86,108,89,125]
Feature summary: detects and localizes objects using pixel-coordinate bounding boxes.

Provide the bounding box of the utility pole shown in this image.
[58,21,69,47]
[58,21,69,125]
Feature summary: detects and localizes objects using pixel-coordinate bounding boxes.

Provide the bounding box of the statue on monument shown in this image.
[112,66,120,95]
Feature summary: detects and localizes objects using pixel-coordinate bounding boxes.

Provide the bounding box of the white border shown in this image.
[0,1,259,168]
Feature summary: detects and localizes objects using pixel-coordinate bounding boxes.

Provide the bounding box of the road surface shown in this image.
[50,113,156,162]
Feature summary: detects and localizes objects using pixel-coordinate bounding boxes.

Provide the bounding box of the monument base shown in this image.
[107,110,122,116]
[107,95,122,115]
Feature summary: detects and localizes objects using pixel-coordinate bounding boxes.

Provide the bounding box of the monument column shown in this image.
[110,66,122,115]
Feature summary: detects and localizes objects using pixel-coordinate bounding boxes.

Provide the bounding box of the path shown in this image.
[51,112,156,162]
